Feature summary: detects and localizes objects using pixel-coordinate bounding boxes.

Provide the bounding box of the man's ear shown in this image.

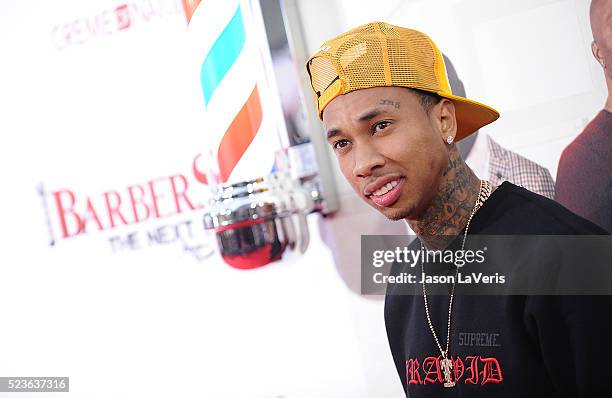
[592,41,605,69]
[433,98,457,143]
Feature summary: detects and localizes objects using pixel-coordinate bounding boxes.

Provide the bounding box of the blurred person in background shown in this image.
[555,0,612,232]
[444,55,556,199]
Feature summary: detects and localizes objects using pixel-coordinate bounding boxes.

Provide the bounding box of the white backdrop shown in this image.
[0,1,391,397]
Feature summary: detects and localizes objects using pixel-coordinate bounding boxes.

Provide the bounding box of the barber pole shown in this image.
[185,0,310,269]
[185,0,285,187]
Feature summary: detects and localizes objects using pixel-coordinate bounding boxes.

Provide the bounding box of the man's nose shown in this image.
[352,143,385,178]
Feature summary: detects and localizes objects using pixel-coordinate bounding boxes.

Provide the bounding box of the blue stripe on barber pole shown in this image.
[200,6,245,106]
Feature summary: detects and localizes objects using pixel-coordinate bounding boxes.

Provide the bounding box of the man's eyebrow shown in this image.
[325,107,392,139]
[326,128,341,140]
[357,107,390,122]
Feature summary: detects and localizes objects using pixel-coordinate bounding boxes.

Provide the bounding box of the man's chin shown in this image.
[380,205,413,221]
[361,194,413,221]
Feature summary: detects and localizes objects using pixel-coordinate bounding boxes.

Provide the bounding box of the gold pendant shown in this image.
[441,357,456,387]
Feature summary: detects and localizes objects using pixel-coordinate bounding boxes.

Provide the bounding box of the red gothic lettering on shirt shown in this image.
[453,356,465,381]
[406,358,423,385]
[422,356,443,384]
[480,356,504,384]
[405,355,503,386]
[464,355,480,385]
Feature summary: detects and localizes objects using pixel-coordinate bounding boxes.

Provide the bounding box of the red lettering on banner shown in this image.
[192,154,208,185]
[104,191,128,228]
[134,1,154,22]
[128,184,150,223]
[51,0,180,50]
[170,174,201,213]
[84,11,113,36]
[82,198,104,233]
[148,179,164,218]
[50,173,206,239]
[54,190,81,238]
[115,4,131,30]
[422,356,442,384]
[480,357,503,384]
[406,359,422,385]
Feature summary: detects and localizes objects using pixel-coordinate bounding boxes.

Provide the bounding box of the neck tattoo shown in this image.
[420,179,493,388]
[409,148,481,250]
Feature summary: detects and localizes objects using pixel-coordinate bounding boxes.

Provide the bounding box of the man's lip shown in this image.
[363,175,404,196]
[370,178,405,208]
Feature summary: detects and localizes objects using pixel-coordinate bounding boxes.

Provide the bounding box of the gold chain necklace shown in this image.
[420,179,493,388]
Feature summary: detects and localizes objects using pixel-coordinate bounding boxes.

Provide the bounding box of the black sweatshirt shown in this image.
[384,182,612,397]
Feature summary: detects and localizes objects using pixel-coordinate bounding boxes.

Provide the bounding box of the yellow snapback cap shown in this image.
[306,22,499,141]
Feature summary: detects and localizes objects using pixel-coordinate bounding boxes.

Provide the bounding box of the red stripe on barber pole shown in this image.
[216,85,263,182]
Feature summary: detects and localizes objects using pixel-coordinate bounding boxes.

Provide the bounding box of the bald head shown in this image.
[590,0,612,41]
[590,0,612,89]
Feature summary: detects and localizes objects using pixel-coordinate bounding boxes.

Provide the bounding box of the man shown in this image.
[556,0,612,232]
[306,22,610,396]
[442,55,556,199]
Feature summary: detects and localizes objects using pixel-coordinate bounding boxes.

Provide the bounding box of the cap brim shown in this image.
[438,92,500,141]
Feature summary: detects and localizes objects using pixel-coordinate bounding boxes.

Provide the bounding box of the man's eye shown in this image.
[333,139,350,150]
[373,121,391,133]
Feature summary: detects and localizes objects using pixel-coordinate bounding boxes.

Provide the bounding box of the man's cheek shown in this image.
[338,161,353,184]
[339,166,363,197]
[336,158,368,201]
